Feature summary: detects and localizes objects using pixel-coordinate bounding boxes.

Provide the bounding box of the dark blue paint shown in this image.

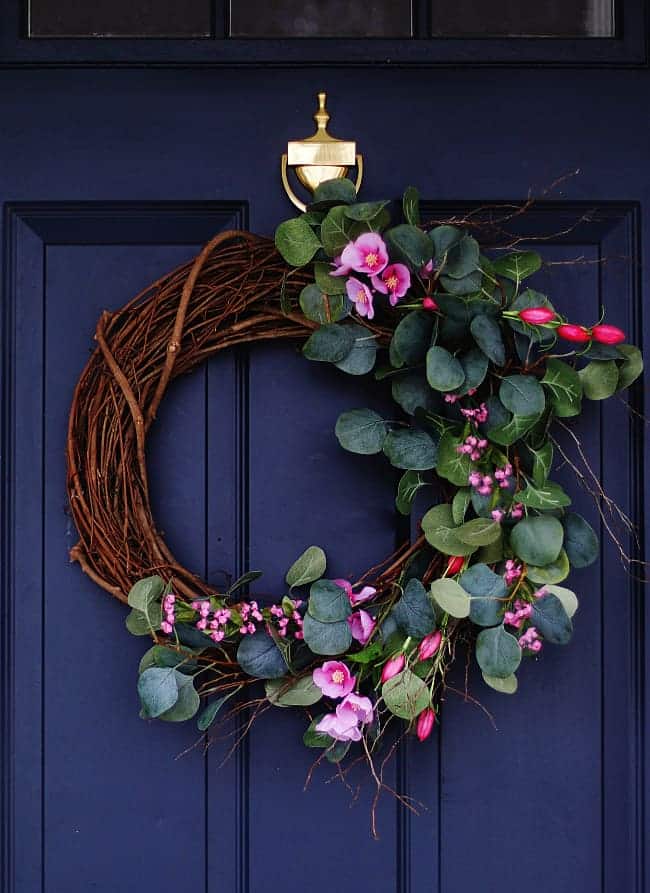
[0,61,647,893]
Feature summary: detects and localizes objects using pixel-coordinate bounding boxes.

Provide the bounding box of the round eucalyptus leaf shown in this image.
[426,346,466,392]
[545,584,579,619]
[312,177,357,206]
[499,375,546,416]
[385,224,433,271]
[455,518,502,547]
[460,564,507,627]
[158,672,200,722]
[302,323,355,363]
[531,593,573,645]
[616,344,643,391]
[562,512,599,568]
[265,676,323,708]
[383,428,438,471]
[335,324,377,375]
[300,283,350,324]
[421,503,476,557]
[578,360,619,400]
[237,631,288,679]
[335,409,388,455]
[526,549,570,585]
[482,672,518,694]
[302,615,352,656]
[138,667,179,719]
[275,216,321,266]
[430,224,462,259]
[470,315,506,366]
[285,545,327,588]
[475,626,522,678]
[382,668,431,720]
[127,575,165,612]
[392,373,439,415]
[392,578,436,637]
[308,580,352,623]
[390,310,437,367]
[430,578,471,618]
[509,515,564,567]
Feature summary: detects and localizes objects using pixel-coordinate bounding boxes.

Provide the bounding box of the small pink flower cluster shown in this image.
[192,600,234,643]
[494,463,513,489]
[460,402,489,426]
[469,471,494,496]
[458,434,489,462]
[491,501,524,523]
[504,599,533,629]
[237,600,263,636]
[504,559,522,586]
[444,389,477,405]
[518,626,542,653]
[160,593,176,635]
[269,599,304,640]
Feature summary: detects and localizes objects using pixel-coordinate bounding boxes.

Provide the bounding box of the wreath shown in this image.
[67,181,643,808]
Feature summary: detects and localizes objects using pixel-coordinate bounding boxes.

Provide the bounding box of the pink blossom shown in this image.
[340,233,388,276]
[315,693,374,742]
[346,277,375,320]
[160,621,173,635]
[333,579,377,607]
[510,503,524,520]
[330,255,351,277]
[312,660,356,698]
[381,653,405,683]
[418,630,442,661]
[348,609,376,645]
[416,707,436,742]
[491,509,505,523]
[504,559,522,586]
[371,263,411,305]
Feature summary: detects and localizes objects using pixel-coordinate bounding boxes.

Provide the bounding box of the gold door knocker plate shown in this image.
[281,92,363,211]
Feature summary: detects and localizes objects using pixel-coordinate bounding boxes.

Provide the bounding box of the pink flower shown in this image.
[491,509,505,523]
[333,579,377,607]
[330,255,351,277]
[340,233,388,276]
[312,660,356,698]
[160,621,173,635]
[346,277,375,320]
[418,630,442,661]
[315,693,374,742]
[381,653,405,683]
[518,307,556,325]
[422,297,438,311]
[348,609,376,645]
[371,263,411,305]
[416,707,436,742]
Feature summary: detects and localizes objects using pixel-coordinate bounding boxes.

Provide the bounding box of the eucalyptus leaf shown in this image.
[545,584,579,619]
[265,675,323,708]
[382,668,431,720]
[392,373,438,415]
[509,515,564,566]
[499,375,546,417]
[237,631,288,679]
[421,503,476,557]
[385,224,433,271]
[302,615,352,655]
[492,251,542,286]
[302,323,355,363]
[531,593,573,645]
[455,518,502,547]
[344,199,390,221]
[391,311,437,367]
[383,428,438,471]
[482,672,518,694]
[487,412,542,447]
[616,344,643,391]
[518,480,571,510]
[312,177,357,205]
[526,549,570,584]
[579,360,619,400]
[158,672,200,722]
[313,262,347,295]
[300,284,350,324]
[127,575,165,612]
[396,470,428,515]
[138,667,179,719]
[392,578,436,637]
[562,512,599,568]
[286,545,327,589]
[461,564,507,627]
[308,579,352,623]
[197,687,241,731]
[475,626,522,678]
[335,324,377,375]
[436,430,474,486]
[275,216,321,266]
[541,359,583,417]
[452,487,472,525]
[453,347,489,396]
[430,578,471,618]
[335,408,388,454]
[470,315,506,366]
[320,205,353,257]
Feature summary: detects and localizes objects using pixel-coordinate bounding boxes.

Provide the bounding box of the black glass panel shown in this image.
[230,0,412,37]
[431,0,614,36]
[28,0,212,37]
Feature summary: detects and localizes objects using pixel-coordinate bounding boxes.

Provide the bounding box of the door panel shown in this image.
[1,67,647,893]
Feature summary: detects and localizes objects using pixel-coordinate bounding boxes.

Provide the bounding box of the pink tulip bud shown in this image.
[381,653,405,683]
[422,297,438,311]
[591,323,625,345]
[416,707,436,742]
[557,323,591,343]
[518,306,555,325]
[418,630,442,661]
[446,555,465,576]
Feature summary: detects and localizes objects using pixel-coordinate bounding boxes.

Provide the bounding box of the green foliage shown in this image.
[302,323,355,362]
[542,359,583,417]
[335,408,388,454]
[518,480,571,510]
[482,672,518,694]
[526,548,570,584]
[285,545,327,588]
[616,344,643,390]
[237,631,288,679]
[454,347,489,395]
[460,563,507,627]
[455,517,502,547]
[344,199,390,222]
[475,626,522,678]
[197,688,241,731]
[442,234,480,279]
[382,668,431,719]
[396,470,428,515]
[390,310,437,367]
[383,428,438,470]
[579,360,619,400]
[392,578,436,637]
[545,584,579,618]
[128,575,165,612]
[265,675,323,707]
[138,667,180,719]
[157,673,200,722]
[308,580,352,622]
[275,216,322,266]
[385,224,433,271]
[421,503,476,557]
[392,373,438,415]
[430,578,471,618]
[470,315,505,366]
[499,375,546,416]
[302,615,352,655]
[300,284,350,324]
[312,178,357,205]
[510,515,564,566]
[492,251,542,286]
[531,593,573,644]
[402,186,420,226]
[335,324,377,375]
[562,513,599,568]
[320,205,353,257]
[487,412,542,447]
[436,431,474,486]
[313,262,347,295]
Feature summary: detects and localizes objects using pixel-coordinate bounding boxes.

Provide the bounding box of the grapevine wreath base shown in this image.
[66,185,643,824]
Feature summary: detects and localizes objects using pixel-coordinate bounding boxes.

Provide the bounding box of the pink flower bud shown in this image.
[160,621,173,635]
[416,707,436,742]
[418,630,442,661]
[446,555,465,576]
[557,323,591,343]
[381,653,405,683]
[518,306,555,325]
[422,297,438,311]
[591,323,625,345]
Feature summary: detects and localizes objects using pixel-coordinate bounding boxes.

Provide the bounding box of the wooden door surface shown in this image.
[1,4,648,891]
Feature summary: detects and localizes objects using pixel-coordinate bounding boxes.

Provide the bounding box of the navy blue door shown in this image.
[1,7,648,891]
